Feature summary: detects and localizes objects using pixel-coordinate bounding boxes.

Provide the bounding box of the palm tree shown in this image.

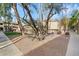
[0,3,12,32]
[60,17,69,32]
[69,10,79,33]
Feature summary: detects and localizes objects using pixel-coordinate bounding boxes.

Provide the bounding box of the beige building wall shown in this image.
[48,21,60,33]
[42,20,61,33]
[11,24,21,32]
[0,22,21,32]
[48,21,59,30]
[23,25,33,34]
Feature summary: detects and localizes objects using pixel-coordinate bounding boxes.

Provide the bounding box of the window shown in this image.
[0,23,3,25]
[0,27,3,31]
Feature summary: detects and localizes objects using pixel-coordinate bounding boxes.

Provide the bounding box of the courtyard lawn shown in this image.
[4,32,21,40]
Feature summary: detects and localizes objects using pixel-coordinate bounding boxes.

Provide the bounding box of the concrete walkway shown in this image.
[0,31,23,56]
[14,33,64,55]
[25,34,69,56]
[66,31,79,56]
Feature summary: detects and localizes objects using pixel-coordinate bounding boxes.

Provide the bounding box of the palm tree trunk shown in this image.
[77,20,79,34]
[12,3,24,35]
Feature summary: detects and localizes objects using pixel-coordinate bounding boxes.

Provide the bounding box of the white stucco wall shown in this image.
[49,22,59,30]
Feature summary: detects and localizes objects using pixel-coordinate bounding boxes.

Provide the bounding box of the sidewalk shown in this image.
[25,34,69,56]
[14,33,64,55]
[0,32,23,56]
[0,31,65,56]
[66,31,79,56]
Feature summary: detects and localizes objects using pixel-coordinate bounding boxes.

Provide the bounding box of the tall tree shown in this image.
[12,3,24,35]
[21,3,38,34]
[21,3,63,40]
[21,3,48,40]
[43,3,62,33]
[0,3,12,31]
[69,10,79,33]
[60,17,69,32]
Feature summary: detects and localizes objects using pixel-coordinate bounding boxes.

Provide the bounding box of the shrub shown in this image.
[65,32,70,35]
[4,32,21,36]
[57,31,61,34]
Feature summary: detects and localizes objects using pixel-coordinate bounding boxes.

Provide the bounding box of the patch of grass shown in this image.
[4,32,21,40]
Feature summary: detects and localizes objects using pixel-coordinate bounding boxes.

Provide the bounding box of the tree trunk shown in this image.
[77,20,79,34]
[22,3,38,34]
[46,7,53,33]
[22,4,47,41]
[12,3,24,35]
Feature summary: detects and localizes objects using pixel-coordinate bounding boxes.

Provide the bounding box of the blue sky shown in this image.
[52,3,79,20]
[12,3,79,22]
[17,3,39,19]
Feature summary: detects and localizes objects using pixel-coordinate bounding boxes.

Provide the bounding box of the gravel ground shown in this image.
[25,34,70,56]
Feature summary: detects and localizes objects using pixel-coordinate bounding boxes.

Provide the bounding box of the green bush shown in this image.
[57,31,61,34]
[4,32,21,36]
[4,32,21,39]
[65,32,70,35]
